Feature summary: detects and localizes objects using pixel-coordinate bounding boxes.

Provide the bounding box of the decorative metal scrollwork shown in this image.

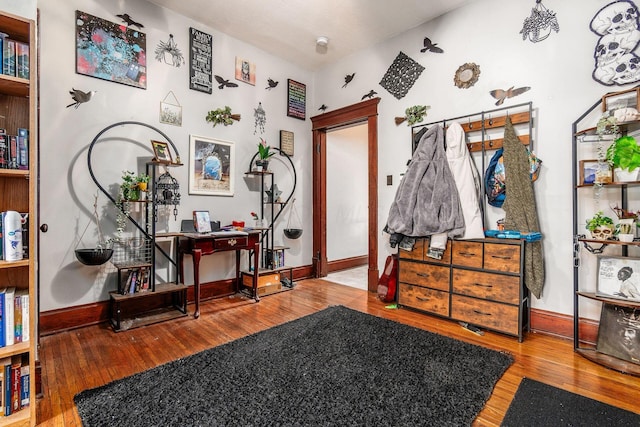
[155,171,181,220]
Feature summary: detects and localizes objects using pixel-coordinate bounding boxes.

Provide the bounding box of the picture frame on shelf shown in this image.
[596,303,640,364]
[192,210,212,233]
[151,140,172,164]
[602,87,640,113]
[596,255,640,303]
[189,135,235,196]
[579,159,613,185]
[75,10,147,89]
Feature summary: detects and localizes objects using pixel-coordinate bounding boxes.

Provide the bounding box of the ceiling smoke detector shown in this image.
[316,36,329,47]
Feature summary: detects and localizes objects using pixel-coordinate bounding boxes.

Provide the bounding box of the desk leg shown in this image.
[252,240,260,302]
[193,248,202,318]
[235,249,241,294]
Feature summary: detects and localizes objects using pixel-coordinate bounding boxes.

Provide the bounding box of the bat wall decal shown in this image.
[489,86,531,106]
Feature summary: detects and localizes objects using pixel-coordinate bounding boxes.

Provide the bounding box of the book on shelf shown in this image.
[3,288,15,347]
[3,358,10,415]
[129,270,138,294]
[2,39,15,77]
[17,291,28,342]
[15,42,28,80]
[0,357,8,416]
[17,128,27,170]
[7,135,17,170]
[19,358,28,409]
[0,130,7,169]
[9,356,20,415]
[12,294,21,344]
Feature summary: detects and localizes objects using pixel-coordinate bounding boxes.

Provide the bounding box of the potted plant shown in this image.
[586,210,615,240]
[606,135,640,182]
[120,171,150,201]
[612,205,639,242]
[256,138,275,170]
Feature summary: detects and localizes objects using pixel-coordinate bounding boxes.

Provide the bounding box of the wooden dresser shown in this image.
[397,237,530,341]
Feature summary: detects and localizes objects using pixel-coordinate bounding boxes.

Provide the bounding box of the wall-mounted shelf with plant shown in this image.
[205,106,241,127]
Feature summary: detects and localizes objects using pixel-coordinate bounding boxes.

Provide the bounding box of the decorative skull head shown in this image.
[591,1,640,36]
[591,225,614,240]
[612,53,640,84]
[596,35,626,65]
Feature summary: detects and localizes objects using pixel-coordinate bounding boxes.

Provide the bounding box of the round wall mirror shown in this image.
[454,62,481,89]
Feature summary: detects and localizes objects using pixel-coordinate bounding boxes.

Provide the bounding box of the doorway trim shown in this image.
[310,98,380,292]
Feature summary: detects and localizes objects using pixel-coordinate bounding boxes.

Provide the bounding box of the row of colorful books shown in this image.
[0,288,29,348]
[119,266,151,295]
[0,212,29,261]
[0,129,28,170]
[0,37,29,79]
[0,354,29,417]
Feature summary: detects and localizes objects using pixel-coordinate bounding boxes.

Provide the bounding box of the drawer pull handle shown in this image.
[473,310,491,316]
[416,296,430,302]
[474,283,493,289]
[491,255,512,260]
[417,273,429,278]
[228,239,238,246]
[459,251,477,257]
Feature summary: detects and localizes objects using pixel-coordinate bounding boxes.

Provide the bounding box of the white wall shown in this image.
[2,0,36,20]
[314,0,631,319]
[38,0,314,311]
[326,124,368,261]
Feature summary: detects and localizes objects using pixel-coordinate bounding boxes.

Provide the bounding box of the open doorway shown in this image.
[310,98,380,292]
[326,123,368,290]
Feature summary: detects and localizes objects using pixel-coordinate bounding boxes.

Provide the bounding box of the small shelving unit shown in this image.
[572,92,640,376]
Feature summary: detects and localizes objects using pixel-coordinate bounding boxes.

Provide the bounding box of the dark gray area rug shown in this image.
[501,377,640,426]
[75,305,513,426]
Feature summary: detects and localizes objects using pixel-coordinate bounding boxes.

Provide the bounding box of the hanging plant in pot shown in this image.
[74,193,114,266]
[585,210,615,241]
[606,135,640,182]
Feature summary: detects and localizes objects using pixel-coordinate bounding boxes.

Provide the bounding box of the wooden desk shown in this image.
[178,231,261,318]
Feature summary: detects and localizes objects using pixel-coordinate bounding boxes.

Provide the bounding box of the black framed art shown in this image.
[287,79,306,120]
[75,10,147,89]
[189,27,213,94]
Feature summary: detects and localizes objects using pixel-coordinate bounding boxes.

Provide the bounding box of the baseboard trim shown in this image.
[327,255,368,273]
[40,266,313,336]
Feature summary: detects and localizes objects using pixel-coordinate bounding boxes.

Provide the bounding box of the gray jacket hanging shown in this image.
[385,125,465,239]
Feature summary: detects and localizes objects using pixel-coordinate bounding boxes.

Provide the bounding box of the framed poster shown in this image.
[189,135,235,196]
[280,130,294,156]
[596,303,640,364]
[75,10,147,89]
[287,79,306,120]
[234,57,256,85]
[596,255,640,302]
[189,27,213,94]
[602,87,640,113]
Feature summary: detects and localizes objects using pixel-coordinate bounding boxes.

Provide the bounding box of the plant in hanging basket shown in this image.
[284,228,303,239]
[75,193,115,266]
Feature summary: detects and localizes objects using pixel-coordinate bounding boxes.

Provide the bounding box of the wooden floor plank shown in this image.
[35,279,640,426]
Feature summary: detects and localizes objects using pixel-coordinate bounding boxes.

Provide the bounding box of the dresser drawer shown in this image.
[452,240,483,268]
[452,268,520,304]
[399,239,425,261]
[451,295,519,336]
[213,236,248,250]
[398,283,449,316]
[399,261,450,291]
[484,243,520,273]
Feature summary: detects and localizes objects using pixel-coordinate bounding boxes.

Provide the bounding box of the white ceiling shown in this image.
[146,0,474,70]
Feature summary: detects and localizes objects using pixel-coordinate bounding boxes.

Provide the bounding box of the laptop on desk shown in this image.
[180,219,220,233]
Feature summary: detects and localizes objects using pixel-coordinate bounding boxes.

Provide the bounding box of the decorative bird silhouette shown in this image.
[420,37,444,53]
[342,73,356,88]
[66,88,96,109]
[265,78,279,90]
[489,86,531,106]
[116,13,144,29]
[319,104,328,112]
[362,89,377,100]
[215,75,239,89]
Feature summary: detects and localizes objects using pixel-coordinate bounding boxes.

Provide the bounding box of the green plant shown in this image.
[205,106,241,127]
[120,171,149,201]
[405,105,430,126]
[585,210,614,232]
[606,135,640,172]
[257,138,275,160]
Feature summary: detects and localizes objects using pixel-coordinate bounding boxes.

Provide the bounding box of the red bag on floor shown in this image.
[377,255,398,303]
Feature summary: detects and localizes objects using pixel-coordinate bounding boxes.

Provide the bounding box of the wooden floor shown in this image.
[37,279,640,426]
